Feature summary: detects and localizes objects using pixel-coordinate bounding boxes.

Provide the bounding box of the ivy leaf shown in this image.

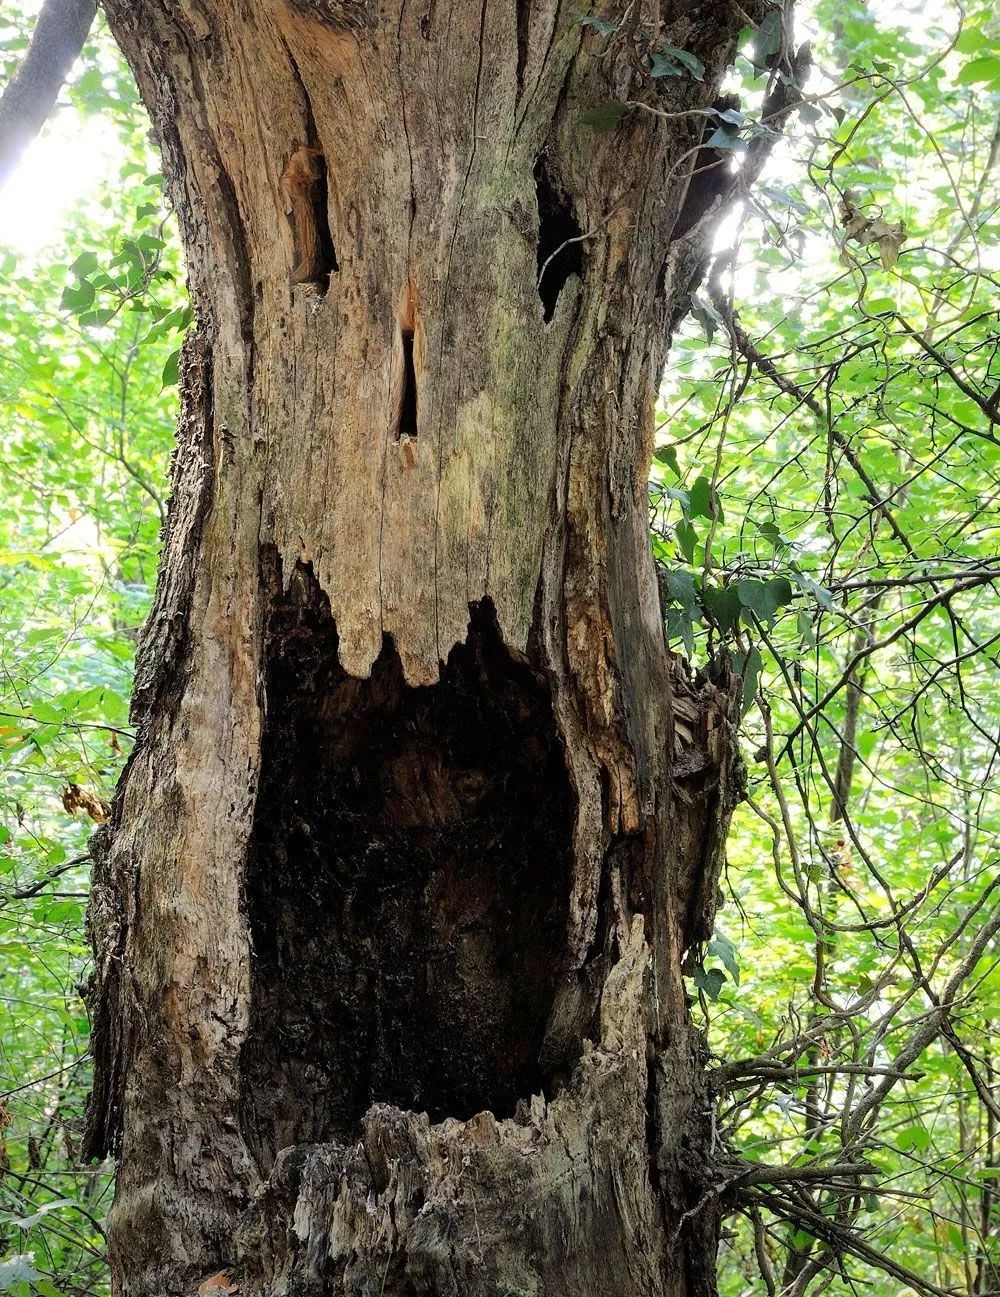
[666,606,697,660]
[0,1254,39,1291]
[707,124,744,150]
[703,583,740,634]
[659,42,705,80]
[654,444,680,476]
[896,1126,932,1153]
[581,101,629,132]
[708,931,741,986]
[753,8,783,71]
[955,26,1000,54]
[691,293,724,343]
[650,51,683,78]
[676,518,698,564]
[733,645,762,716]
[688,474,722,521]
[575,14,618,36]
[664,568,698,612]
[694,965,726,1000]
[756,519,785,547]
[69,251,100,277]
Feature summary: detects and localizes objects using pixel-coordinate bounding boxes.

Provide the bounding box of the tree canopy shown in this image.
[0,0,998,1293]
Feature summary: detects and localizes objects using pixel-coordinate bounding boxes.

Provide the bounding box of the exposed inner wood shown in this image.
[280,144,337,286]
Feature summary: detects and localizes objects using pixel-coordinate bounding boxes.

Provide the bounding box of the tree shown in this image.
[72,2,805,1294]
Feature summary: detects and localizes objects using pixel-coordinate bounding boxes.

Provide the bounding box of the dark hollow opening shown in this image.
[240,560,575,1169]
[534,154,583,322]
[309,152,338,287]
[287,147,338,289]
[396,325,418,439]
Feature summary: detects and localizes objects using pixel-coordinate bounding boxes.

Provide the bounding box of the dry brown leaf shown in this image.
[61,783,111,823]
[836,190,905,270]
[197,1275,238,1296]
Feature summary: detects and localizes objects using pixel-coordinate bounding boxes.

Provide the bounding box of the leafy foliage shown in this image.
[651,0,1000,1289]
[0,9,181,1292]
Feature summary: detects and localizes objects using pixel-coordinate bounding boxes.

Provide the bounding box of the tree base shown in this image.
[237,919,705,1297]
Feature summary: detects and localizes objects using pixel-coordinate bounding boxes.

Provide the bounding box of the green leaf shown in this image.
[161,347,182,389]
[581,101,629,131]
[896,1125,932,1153]
[707,124,744,150]
[676,518,698,564]
[666,606,696,660]
[735,645,762,716]
[703,583,740,634]
[688,474,712,520]
[659,42,705,80]
[575,14,618,36]
[664,568,698,611]
[60,279,96,313]
[708,931,741,985]
[756,519,784,546]
[0,1255,38,1292]
[654,444,680,476]
[693,965,726,1000]
[690,294,724,343]
[753,8,783,70]
[956,55,1000,87]
[649,52,683,78]
[955,26,1000,54]
[69,251,100,277]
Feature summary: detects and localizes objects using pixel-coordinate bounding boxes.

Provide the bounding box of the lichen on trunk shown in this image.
[84,1,763,1293]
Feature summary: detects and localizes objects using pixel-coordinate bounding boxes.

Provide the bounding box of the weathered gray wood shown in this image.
[85,3,759,1293]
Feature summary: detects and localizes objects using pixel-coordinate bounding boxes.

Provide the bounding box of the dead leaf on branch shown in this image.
[837,190,906,269]
[61,783,110,823]
[197,1274,238,1296]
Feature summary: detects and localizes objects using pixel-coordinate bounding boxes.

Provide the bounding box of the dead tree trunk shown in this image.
[85,3,761,1293]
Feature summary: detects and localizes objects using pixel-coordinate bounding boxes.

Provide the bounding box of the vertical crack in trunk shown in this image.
[240,554,579,1170]
[534,153,583,322]
[390,284,420,439]
[281,145,338,288]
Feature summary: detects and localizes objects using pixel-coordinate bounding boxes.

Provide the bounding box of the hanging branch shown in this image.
[0,0,96,190]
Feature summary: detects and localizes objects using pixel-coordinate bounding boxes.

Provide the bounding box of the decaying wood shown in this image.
[84,2,765,1293]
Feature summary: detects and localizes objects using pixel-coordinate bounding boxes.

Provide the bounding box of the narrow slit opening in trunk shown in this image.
[240,560,576,1169]
[534,154,583,322]
[281,145,338,289]
[393,324,419,439]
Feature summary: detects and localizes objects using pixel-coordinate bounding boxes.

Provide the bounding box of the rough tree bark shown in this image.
[83,3,789,1294]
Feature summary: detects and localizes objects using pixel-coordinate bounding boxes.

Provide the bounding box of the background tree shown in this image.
[0,1,997,1296]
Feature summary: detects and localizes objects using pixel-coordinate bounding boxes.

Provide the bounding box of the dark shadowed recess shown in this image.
[240,555,576,1170]
[534,153,583,322]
